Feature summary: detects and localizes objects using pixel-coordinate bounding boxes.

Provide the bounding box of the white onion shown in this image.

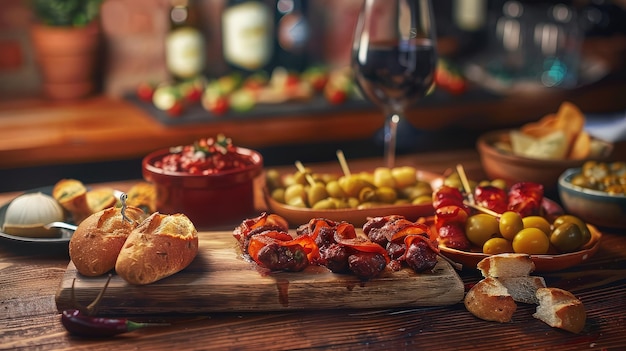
[3,192,65,231]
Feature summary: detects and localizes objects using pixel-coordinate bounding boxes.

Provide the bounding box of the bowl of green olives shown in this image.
[558,162,626,229]
[264,166,441,227]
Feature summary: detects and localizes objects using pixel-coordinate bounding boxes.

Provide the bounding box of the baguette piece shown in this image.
[498,276,546,304]
[53,178,92,224]
[477,253,535,278]
[69,206,147,276]
[125,182,157,213]
[533,288,586,333]
[86,187,118,213]
[115,212,198,285]
[465,277,517,323]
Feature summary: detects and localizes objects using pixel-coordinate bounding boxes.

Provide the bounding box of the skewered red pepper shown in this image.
[508,182,544,217]
[474,185,508,214]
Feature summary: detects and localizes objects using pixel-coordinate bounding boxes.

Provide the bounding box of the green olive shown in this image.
[271,188,285,203]
[522,216,551,236]
[329,197,350,209]
[499,211,524,240]
[325,180,347,198]
[284,184,306,205]
[373,167,396,188]
[483,237,514,255]
[552,215,591,246]
[312,198,337,209]
[307,182,328,207]
[391,166,418,188]
[265,169,282,190]
[512,228,550,254]
[465,214,500,247]
[412,195,432,205]
[339,176,374,198]
[358,186,376,202]
[375,186,397,203]
[550,222,584,253]
[399,183,432,201]
[347,197,360,208]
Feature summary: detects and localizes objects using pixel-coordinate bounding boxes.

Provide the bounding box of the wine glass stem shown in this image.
[384,113,400,168]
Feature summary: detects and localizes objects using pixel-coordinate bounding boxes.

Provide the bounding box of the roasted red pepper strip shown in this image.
[333,237,390,264]
[247,231,320,270]
[386,223,430,243]
[403,234,440,254]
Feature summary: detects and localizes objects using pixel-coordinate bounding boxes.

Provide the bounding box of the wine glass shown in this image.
[352,0,437,168]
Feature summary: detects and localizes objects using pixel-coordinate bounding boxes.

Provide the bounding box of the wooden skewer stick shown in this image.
[295,160,316,187]
[456,164,475,205]
[464,201,501,218]
[336,150,351,177]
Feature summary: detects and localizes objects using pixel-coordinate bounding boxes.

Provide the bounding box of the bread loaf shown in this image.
[533,287,586,334]
[464,277,517,323]
[69,206,147,276]
[477,253,535,278]
[115,212,198,285]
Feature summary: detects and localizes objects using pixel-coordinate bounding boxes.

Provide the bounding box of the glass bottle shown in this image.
[222,0,275,74]
[165,0,206,80]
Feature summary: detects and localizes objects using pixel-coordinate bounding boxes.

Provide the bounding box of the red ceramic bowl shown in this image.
[142,147,263,229]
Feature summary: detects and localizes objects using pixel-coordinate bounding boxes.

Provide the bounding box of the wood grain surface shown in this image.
[55,232,464,314]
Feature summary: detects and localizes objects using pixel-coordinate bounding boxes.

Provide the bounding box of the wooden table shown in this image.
[1,151,625,350]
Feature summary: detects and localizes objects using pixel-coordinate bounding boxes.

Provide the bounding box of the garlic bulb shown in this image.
[3,192,65,237]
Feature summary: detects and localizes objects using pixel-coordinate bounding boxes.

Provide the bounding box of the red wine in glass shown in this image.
[352,0,437,167]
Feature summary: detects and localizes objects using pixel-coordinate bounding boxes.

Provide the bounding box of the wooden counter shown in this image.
[2,73,626,171]
[1,151,625,351]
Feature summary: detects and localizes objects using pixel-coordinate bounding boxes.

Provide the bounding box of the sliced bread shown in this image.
[533,287,586,334]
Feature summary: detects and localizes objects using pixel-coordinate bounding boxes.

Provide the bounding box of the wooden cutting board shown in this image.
[55,231,464,315]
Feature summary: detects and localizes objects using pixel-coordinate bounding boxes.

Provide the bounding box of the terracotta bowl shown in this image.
[264,170,442,227]
[558,168,626,229]
[439,224,602,272]
[477,129,613,190]
[142,147,263,229]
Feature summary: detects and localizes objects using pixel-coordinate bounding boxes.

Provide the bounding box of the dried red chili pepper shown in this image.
[61,275,168,337]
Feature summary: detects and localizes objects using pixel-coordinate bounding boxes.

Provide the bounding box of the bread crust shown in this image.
[465,277,517,323]
[115,212,198,285]
[533,287,586,333]
[69,206,147,276]
[477,253,535,278]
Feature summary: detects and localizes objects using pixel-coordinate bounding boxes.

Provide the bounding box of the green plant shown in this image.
[31,0,103,27]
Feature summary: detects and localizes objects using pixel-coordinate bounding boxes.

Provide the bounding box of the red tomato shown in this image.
[166,100,184,117]
[326,89,347,105]
[136,82,155,102]
[209,96,229,116]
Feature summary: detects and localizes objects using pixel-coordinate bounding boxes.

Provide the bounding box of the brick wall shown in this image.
[0,0,363,98]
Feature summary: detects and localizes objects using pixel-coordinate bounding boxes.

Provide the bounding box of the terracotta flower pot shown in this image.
[30,22,101,100]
